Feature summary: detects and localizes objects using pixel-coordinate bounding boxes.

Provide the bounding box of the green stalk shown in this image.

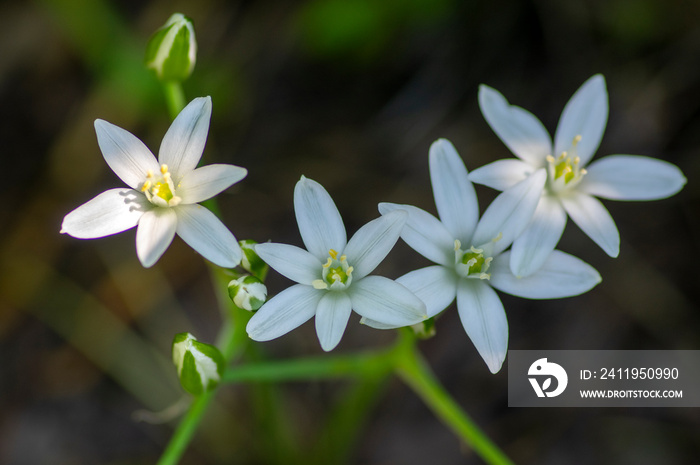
[393,331,515,465]
[162,80,186,119]
[156,390,215,465]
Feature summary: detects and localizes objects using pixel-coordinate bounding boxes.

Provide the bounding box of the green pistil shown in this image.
[462,251,485,274]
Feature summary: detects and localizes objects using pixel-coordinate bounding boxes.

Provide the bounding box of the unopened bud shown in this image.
[239,240,268,279]
[172,333,224,396]
[145,13,197,81]
[228,275,267,311]
[411,317,436,339]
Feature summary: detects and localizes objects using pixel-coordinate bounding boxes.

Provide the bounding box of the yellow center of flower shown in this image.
[141,164,182,207]
[546,135,587,193]
[312,249,354,291]
[454,239,494,280]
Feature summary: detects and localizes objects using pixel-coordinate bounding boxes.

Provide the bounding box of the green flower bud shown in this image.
[172,333,224,396]
[228,275,267,311]
[239,240,268,279]
[145,13,197,81]
[411,317,436,339]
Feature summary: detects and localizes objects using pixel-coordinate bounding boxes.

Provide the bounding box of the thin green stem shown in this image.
[393,331,515,465]
[162,80,186,119]
[156,390,215,465]
[222,350,393,383]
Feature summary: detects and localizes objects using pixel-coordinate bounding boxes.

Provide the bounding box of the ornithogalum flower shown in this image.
[246,176,427,351]
[61,97,247,268]
[473,75,687,276]
[369,139,601,373]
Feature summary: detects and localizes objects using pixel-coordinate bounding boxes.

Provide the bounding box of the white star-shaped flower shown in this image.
[246,176,427,351]
[368,139,601,373]
[61,97,247,268]
[473,75,687,277]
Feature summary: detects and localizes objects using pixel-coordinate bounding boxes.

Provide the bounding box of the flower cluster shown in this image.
[62,74,686,374]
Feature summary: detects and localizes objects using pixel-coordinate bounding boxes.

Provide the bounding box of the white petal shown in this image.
[348,276,427,327]
[315,292,353,351]
[396,266,458,317]
[294,176,347,261]
[478,84,552,167]
[560,191,620,257]
[61,188,149,238]
[468,159,534,191]
[159,97,212,179]
[472,169,546,255]
[429,139,479,242]
[136,208,177,267]
[247,284,321,341]
[579,155,687,200]
[554,75,608,166]
[94,120,160,189]
[174,204,242,268]
[378,203,454,266]
[456,279,508,374]
[178,164,248,204]
[255,242,322,285]
[509,194,567,278]
[343,210,406,279]
[491,250,601,299]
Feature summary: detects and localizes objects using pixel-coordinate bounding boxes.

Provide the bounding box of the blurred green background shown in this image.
[0,0,698,463]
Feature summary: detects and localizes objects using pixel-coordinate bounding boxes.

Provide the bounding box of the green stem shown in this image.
[156,390,215,465]
[162,80,186,119]
[393,331,515,465]
[156,267,250,465]
[222,350,393,383]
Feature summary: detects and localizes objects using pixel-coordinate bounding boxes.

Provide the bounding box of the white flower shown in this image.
[473,75,687,277]
[246,176,427,351]
[369,139,601,373]
[61,97,247,268]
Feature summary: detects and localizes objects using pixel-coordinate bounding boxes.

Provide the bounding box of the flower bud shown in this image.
[228,275,267,311]
[145,13,197,81]
[411,317,436,339]
[239,240,268,279]
[172,333,224,396]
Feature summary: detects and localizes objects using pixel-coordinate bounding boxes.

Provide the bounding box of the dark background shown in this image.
[0,0,698,463]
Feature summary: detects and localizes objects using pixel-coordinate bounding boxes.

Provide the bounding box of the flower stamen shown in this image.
[141,164,182,207]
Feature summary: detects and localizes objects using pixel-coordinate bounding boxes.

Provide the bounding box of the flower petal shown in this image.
[509,194,567,277]
[294,176,346,261]
[94,120,160,189]
[472,168,546,255]
[178,164,248,204]
[136,208,177,267]
[348,276,427,327]
[579,155,687,200]
[158,96,212,179]
[491,250,601,299]
[343,210,406,279]
[429,139,479,242]
[468,159,534,191]
[478,84,552,167]
[246,284,321,341]
[560,191,620,257]
[396,265,458,318]
[174,204,242,268]
[255,242,322,285]
[456,279,508,374]
[61,188,150,238]
[378,203,454,266]
[554,75,608,166]
[315,292,353,351]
